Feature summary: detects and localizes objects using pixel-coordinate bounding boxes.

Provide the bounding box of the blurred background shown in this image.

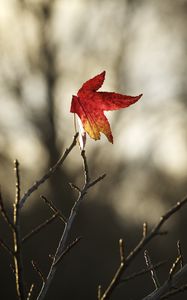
[0,0,187,299]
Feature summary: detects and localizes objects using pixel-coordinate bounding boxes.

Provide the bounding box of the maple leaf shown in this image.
[70,71,142,144]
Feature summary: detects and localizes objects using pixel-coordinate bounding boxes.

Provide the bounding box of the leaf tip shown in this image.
[97,70,106,83]
[101,70,106,77]
[107,133,113,144]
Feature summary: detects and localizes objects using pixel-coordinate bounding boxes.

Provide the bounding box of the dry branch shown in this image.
[99,239,125,300]
[169,255,181,280]
[0,237,13,256]
[177,240,184,269]
[54,237,82,266]
[98,285,102,300]
[19,133,78,209]
[120,260,166,284]
[32,260,46,283]
[160,283,187,299]
[144,250,160,289]
[143,263,187,300]
[26,283,34,300]
[100,195,187,299]
[41,195,67,223]
[36,150,106,300]
[22,213,59,243]
[13,160,26,299]
[0,134,80,300]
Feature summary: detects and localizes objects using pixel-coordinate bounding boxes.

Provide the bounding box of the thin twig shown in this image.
[13,160,26,299]
[143,222,148,238]
[19,133,78,209]
[144,250,160,289]
[54,237,82,266]
[22,213,59,243]
[100,195,187,300]
[36,150,105,300]
[177,240,183,268]
[69,182,81,193]
[100,239,125,299]
[87,174,106,189]
[120,260,166,284]
[169,255,181,280]
[143,263,187,300]
[81,150,90,183]
[98,285,102,300]
[32,260,46,283]
[119,239,125,263]
[126,198,187,265]
[0,237,14,256]
[160,283,187,299]
[26,284,34,300]
[41,195,67,223]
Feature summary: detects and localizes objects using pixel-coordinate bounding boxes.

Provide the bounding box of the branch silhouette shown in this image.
[99,196,187,300]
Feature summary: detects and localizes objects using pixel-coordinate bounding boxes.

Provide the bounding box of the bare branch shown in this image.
[15,159,21,204]
[98,285,102,300]
[41,195,67,223]
[54,237,82,266]
[26,284,34,300]
[19,133,78,209]
[36,149,105,300]
[0,237,14,256]
[120,260,166,284]
[69,182,81,193]
[144,250,160,289]
[22,213,59,243]
[119,239,125,263]
[32,260,46,283]
[142,263,187,300]
[100,240,125,300]
[160,283,187,299]
[87,174,106,189]
[81,150,90,183]
[100,195,187,299]
[143,222,148,238]
[169,255,181,280]
[13,160,26,299]
[177,240,184,268]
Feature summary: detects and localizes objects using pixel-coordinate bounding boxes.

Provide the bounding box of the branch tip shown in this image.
[143,222,148,238]
[119,239,125,263]
[27,283,34,300]
[32,260,46,283]
[98,285,102,300]
[69,182,81,193]
[144,249,160,289]
[177,240,184,268]
[101,195,187,299]
[169,255,181,280]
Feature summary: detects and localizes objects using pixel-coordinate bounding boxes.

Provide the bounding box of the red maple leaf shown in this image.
[70,71,142,144]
